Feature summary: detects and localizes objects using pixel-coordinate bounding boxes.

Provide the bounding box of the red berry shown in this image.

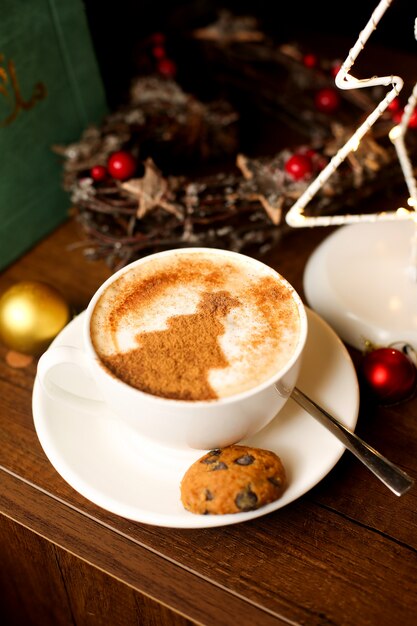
[387,97,400,112]
[299,148,328,172]
[392,108,417,128]
[107,151,136,181]
[392,109,404,124]
[361,347,417,404]
[151,32,165,45]
[408,109,417,128]
[302,148,316,159]
[284,154,314,181]
[331,63,342,79]
[90,165,107,182]
[152,45,166,59]
[303,53,317,68]
[157,58,177,78]
[315,87,341,113]
[317,158,327,171]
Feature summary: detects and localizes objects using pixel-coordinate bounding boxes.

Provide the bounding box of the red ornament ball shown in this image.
[90,165,107,182]
[284,154,313,181]
[314,87,341,114]
[107,151,136,181]
[361,347,417,404]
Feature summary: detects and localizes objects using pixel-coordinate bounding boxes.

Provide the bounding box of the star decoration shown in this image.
[121,158,183,219]
[285,0,417,228]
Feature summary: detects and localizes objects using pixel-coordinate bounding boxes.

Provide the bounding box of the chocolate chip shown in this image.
[268,476,282,487]
[234,454,255,466]
[205,489,214,501]
[210,461,228,471]
[201,449,221,464]
[235,487,258,511]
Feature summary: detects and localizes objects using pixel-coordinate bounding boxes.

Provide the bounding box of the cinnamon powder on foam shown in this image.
[104,290,240,401]
[94,259,298,402]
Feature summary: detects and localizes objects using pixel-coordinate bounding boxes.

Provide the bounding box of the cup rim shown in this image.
[84,247,308,406]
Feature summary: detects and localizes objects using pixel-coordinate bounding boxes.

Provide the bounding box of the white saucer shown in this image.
[304,221,417,351]
[32,308,359,529]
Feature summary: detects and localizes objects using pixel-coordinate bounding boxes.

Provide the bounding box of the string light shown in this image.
[285,0,417,229]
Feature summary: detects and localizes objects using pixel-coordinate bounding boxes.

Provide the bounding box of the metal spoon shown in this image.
[290,386,414,496]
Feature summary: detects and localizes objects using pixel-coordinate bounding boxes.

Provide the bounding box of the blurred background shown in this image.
[83,0,417,105]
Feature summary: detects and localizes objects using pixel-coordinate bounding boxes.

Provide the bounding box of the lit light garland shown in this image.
[389,17,417,206]
[285,0,417,228]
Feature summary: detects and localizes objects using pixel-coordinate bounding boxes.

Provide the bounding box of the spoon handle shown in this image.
[291,387,414,496]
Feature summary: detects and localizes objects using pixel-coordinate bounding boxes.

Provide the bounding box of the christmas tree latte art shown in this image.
[90,250,302,401]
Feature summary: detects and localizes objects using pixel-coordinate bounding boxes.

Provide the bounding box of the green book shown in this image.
[0,0,107,270]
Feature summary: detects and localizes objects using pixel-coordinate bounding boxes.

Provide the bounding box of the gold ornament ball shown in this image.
[0,281,71,356]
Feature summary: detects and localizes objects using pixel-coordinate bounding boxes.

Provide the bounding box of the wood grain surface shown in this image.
[1,218,416,626]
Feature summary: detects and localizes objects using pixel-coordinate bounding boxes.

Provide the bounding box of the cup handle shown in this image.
[37,345,105,416]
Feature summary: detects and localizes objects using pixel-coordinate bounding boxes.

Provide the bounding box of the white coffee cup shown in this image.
[37,248,308,450]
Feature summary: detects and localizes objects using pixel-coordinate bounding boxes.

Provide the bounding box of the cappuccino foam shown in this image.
[90,250,301,400]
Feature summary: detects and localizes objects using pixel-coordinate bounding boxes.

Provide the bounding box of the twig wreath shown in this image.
[54,9,417,270]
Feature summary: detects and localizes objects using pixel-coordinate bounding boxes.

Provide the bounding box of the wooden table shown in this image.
[0,215,416,626]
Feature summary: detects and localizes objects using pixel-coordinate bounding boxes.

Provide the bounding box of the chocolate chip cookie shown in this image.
[180,445,286,515]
